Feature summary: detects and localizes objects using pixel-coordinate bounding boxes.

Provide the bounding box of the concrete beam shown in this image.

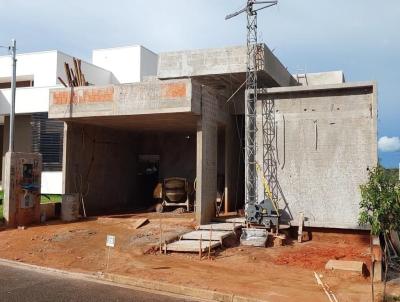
[48,79,194,120]
[157,44,297,88]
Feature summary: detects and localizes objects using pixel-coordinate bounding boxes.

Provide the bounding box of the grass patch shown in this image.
[41,194,62,204]
[0,193,61,222]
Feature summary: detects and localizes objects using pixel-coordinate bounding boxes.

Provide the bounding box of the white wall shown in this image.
[41,171,63,194]
[0,51,58,87]
[92,45,158,83]
[56,51,115,86]
[0,86,50,115]
[0,51,115,115]
[140,47,158,80]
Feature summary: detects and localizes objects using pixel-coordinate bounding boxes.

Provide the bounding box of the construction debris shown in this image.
[132,218,149,230]
[325,259,366,276]
[59,57,89,87]
[240,228,267,247]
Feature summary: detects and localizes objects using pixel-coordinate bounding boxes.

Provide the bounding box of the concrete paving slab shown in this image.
[181,230,233,243]
[197,223,242,231]
[166,240,221,253]
[213,217,246,225]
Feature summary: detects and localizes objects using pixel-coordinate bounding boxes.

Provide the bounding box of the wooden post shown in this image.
[298,212,304,243]
[208,226,213,259]
[199,234,202,260]
[159,219,162,254]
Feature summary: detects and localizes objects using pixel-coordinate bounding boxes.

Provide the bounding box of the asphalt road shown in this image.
[0,263,196,302]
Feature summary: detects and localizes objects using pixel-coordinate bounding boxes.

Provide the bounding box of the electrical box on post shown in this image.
[3,152,42,227]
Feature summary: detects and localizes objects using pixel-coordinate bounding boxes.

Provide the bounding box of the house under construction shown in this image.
[47,44,377,228]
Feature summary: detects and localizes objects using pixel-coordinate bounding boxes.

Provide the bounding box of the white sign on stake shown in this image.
[106,235,115,248]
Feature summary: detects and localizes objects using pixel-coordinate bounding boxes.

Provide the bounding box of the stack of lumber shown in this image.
[58,57,88,87]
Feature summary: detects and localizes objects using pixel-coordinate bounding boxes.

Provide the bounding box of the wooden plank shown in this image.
[132,218,149,229]
[213,217,246,224]
[73,58,81,86]
[64,63,73,87]
[197,223,242,231]
[57,77,68,88]
[325,260,366,275]
[181,230,233,242]
[166,240,220,253]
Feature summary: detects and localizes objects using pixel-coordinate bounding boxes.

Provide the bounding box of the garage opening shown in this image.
[64,115,198,217]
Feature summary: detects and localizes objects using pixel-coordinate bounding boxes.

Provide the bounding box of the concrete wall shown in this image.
[255,82,377,229]
[294,71,345,86]
[63,123,138,213]
[140,47,159,81]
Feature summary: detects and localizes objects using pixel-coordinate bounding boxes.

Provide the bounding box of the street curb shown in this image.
[0,258,267,302]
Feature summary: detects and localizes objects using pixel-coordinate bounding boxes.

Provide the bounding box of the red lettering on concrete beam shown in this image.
[161,83,187,99]
[52,87,114,105]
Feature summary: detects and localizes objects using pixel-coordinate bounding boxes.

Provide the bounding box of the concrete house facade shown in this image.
[48,44,377,228]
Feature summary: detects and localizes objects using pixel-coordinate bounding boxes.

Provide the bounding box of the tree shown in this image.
[359,166,400,302]
[359,166,400,235]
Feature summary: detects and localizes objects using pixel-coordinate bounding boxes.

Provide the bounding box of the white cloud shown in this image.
[378,136,400,152]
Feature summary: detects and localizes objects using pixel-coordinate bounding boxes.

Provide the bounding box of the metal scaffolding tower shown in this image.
[226,1,278,211]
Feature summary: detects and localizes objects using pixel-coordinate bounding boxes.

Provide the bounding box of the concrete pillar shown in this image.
[3,152,42,227]
[62,122,72,194]
[196,118,217,224]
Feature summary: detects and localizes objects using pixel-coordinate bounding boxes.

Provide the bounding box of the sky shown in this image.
[0,0,399,167]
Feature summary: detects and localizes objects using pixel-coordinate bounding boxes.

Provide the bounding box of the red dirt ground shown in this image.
[273,241,371,270]
[0,213,388,301]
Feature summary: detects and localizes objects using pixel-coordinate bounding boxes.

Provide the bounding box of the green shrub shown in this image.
[359,166,400,235]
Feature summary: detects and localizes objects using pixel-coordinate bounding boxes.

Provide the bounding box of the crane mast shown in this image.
[226,1,278,228]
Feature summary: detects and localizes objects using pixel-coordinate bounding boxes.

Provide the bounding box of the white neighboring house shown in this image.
[92,45,158,83]
[0,46,158,194]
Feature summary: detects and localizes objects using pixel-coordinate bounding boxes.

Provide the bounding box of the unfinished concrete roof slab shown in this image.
[157,44,297,89]
[67,112,198,133]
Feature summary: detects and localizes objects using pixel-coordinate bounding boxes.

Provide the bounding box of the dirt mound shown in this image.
[273,242,370,270]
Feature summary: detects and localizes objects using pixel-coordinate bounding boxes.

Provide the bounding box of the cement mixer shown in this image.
[155,177,190,212]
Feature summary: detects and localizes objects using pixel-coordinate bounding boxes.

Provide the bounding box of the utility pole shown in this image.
[226,1,277,210]
[9,39,17,152]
